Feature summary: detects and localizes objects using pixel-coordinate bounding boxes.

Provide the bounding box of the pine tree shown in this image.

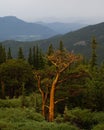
[47,44,54,66]
[0,45,6,64]
[7,48,12,59]
[28,48,33,65]
[47,44,54,56]
[36,45,39,69]
[33,45,45,69]
[90,37,97,69]
[33,46,36,68]
[59,40,64,52]
[18,47,24,59]
[38,49,45,69]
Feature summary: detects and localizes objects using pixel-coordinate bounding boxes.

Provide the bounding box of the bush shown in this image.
[25,108,45,121]
[63,107,104,129]
[0,121,13,129]
[55,114,64,123]
[93,112,104,124]
[0,98,21,108]
[92,123,104,130]
[64,107,94,129]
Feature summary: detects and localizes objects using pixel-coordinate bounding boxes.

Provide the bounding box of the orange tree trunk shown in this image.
[49,72,59,122]
[37,75,46,117]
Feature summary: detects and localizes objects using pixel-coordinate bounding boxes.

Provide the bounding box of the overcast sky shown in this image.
[0,0,104,23]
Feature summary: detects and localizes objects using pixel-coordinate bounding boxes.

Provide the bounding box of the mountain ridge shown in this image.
[1,21,104,63]
[0,16,57,41]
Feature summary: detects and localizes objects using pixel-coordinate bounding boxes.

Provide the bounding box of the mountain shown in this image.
[1,22,104,63]
[38,22,104,62]
[0,16,57,41]
[36,22,86,34]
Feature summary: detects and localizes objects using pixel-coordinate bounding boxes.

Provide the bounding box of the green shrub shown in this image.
[64,107,94,129]
[63,107,104,129]
[0,98,21,108]
[93,112,104,124]
[55,114,64,123]
[25,108,45,121]
[0,121,13,129]
[92,123,104,130]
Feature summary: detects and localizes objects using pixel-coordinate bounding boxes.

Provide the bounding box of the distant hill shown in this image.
[1,22,104,63]
[36,22,86,34]
[38,22,104,62]
[0,16,57,41]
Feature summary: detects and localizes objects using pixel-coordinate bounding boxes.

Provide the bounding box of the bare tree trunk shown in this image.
[37,75,47,117]
[41,93,45,117]
[49,72,59,122]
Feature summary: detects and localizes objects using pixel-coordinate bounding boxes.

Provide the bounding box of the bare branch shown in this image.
[54,97,68,104]
[48,50,82,73]
[45,105,49,109]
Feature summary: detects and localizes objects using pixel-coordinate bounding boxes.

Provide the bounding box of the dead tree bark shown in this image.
[49,72,59,122]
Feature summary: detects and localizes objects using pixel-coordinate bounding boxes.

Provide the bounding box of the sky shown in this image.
[0,0,104,24]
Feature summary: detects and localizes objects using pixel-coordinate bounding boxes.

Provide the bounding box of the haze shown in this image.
[0,0,104,24]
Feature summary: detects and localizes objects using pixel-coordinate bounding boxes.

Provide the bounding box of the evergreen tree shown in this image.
[47,44,54,66]
[38,49,45,69]
[35,45,39,69]
[59,40,64,52]
[90,37,97,69]
[0,45,6,64]
[47,44,54,56]
[33,45,45,69]
[33,46,36,68]
[18,47,24,59]
[7,48,12,59]
[28,48,33,65]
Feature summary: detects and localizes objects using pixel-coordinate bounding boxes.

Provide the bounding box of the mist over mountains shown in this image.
[0,16,86,41]
[1,16,104,63]
[1,20,104,63]
[0,16,56,41]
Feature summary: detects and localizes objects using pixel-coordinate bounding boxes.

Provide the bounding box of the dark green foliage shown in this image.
[0,105,78,130]
[90,37,97,69]
[28,48,33,65]
[33,45,45,69]
[59,40,64,52]
[0,59,35,98]
[63,107,104,130]
[0,98,21,108]
[18,47,24,59]
[0,44,6,64]
[47,44,54,56]
[7,47,12,59]
[92,124,104,130]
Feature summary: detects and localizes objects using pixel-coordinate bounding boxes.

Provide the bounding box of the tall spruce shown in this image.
[38,49,45,69]
[0,45,6,64]
[33,46,36,68]
[28,48,33,65]
[47,44,54,56]
[47,44,54,66]
[7,48,12,59]
[18,47,24,59]
[59,40,64,52]
[90,37,97,69]
[33,45,44,69]
[36,45,39,69]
